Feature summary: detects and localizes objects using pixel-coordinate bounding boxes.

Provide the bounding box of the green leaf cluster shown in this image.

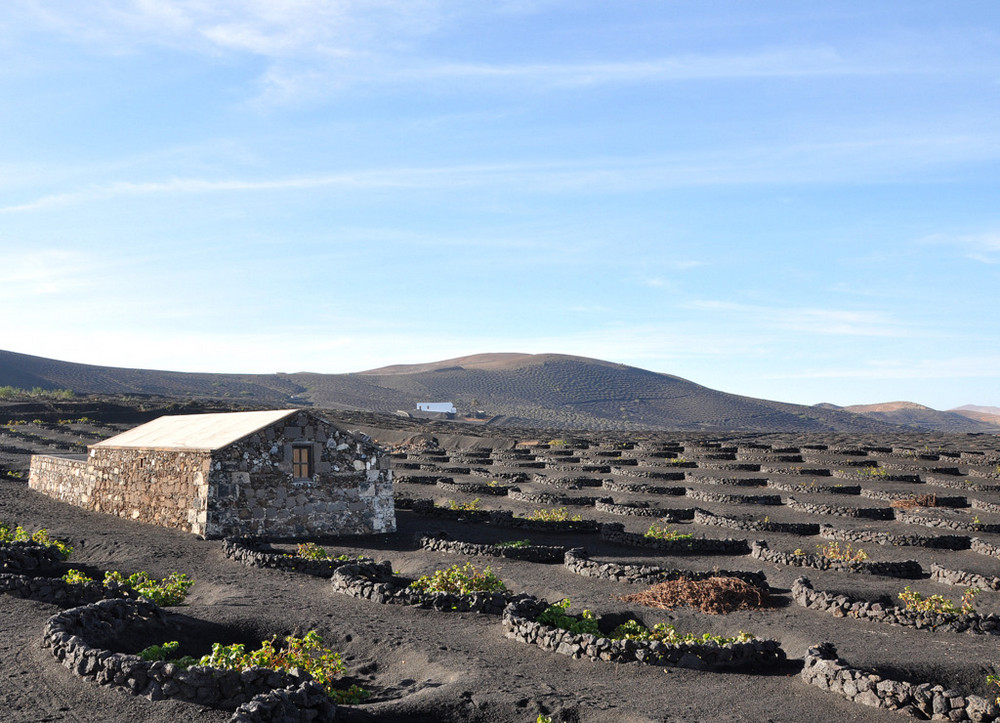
[898,586,978,616]
[537,598,599,635]
[522,507,582,522]
[643,522,693,541]
[409,562,506,595]
[0,522,73,559]
[538,599,755,646]
[62,569,194,606]
[198,630,367,704]
[293,542,350,562]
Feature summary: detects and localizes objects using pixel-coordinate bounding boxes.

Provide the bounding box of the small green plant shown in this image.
[537,715,554,723]
[522,507,581,522]
[296,542,330,560]
[200,630,366,703]
[610,619,755,646]
[793,548,805,556]
[898,586,978,616]
[856,466,888,477]
[494,539,532,548]
[410,562,506,595]
[539,599,755,646]
[667,456,689,465]
[291,542,352,562]
[988,674,1000,706]
[61,569,94,584]
[447,498,481,511]
[138,640,199,668]
[0,522,73,559]
[103,571,194,606]
[61,569,194,605]
[818,541,868,563]
[643,521,693,541]
[537,598,600,635]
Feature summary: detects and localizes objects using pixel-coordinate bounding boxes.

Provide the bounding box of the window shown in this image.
[292,445,313,479]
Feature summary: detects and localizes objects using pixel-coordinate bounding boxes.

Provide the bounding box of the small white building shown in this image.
[416,402,457,414]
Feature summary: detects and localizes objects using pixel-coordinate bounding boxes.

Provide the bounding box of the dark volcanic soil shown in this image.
[3,405,1000,722]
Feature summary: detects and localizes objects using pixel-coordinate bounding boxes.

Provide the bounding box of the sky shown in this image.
[2,1,999,410]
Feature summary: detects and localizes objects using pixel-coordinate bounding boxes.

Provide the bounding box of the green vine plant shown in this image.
[537,599,755,646]
[291,542,353,562]
[494,539,532,548]
[61,569,194,606]
[643,522,693,541]
[0,522,73,559]
[409,562,506,595]
[446,498,481,511]
[140,630,367,704]
[898,586,979,616]
[817,541,868,563]
[521,507,581,522]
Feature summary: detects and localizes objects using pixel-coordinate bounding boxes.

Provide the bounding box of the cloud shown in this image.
[687,300,915,338]
[2,249,94,296]
[919,231,1000,264]
[7,130,1000,214]
[774,355,1000,381]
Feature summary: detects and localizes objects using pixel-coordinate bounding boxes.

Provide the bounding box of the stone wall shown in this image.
[818,524,971,550]
[416,532,567,563]
[222,538,373,577]
[693,509,819,536]
[88,447,214,535]
[28,455,94,508]
[0,540,65,571]
[330,560,531,614]
[785,497,894,520]
[791,577,1000,634]
[42,598,335,722]
[562,548,767,587]
[751,541,922,578]
[930,564,1000,592]
[501,597,786,670]
[599,523,749,554]
[801,642,998,720]
[204,414,395,539]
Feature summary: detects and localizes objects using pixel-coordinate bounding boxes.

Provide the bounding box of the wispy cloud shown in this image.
[7,131,1000,213]
[2,249,94,296]
[919,231,1000,264]
[776,355,1000,381]
[687,300,915,338]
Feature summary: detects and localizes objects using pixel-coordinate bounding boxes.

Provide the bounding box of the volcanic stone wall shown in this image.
[202,416,395,539]
[90,447,214,533]
[26,455,94,508]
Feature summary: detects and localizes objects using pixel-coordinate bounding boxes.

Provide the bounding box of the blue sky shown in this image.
[2,1,998,409]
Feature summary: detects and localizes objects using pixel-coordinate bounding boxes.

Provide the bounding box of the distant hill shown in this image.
[950,405,1000,428]
[820,400,1000,434]
[0,348,968,433]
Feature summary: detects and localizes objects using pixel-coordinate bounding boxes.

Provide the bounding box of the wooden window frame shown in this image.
[292,445,313,479]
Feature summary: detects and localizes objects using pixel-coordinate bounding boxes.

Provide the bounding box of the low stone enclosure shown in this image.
[792,577,1000,634]
[43,597,336,723]
[221,537,375,577]
[330,559,533,615]
[29,409,395,539]
[750,541,923,579]
[501,596,786,671]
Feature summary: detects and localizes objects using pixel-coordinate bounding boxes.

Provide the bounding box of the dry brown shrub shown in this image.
[890,493,938,510]
[619,576,770,615]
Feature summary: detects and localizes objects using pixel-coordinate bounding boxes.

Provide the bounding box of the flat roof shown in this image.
[91,409,300,451]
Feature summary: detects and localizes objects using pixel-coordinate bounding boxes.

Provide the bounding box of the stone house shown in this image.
[28,409,395,539]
